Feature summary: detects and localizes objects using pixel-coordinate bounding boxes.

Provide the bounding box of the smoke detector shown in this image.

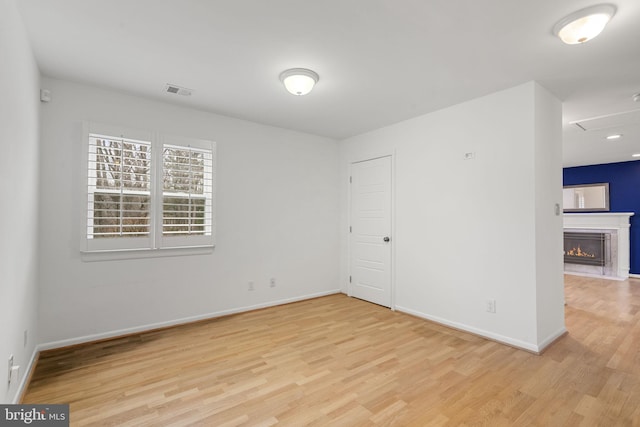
[164,84,192,96]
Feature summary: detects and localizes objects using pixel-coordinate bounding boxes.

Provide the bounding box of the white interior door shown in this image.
[350,156,392,307]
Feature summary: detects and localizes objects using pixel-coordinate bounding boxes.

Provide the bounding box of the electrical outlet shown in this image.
[486,299,496,313]
[7,355,13,386]
[270,278,276,288]
[248,281,255,291]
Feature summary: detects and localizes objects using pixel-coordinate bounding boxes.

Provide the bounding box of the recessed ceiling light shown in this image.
[279,68,319,96]
[606,134,623,140]
[632,153,640,158]
[553,4,616,44]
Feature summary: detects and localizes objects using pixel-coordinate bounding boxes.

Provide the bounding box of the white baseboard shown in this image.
[395,305,550,353]
[537,326,568,353]
[12,346,39,404]
[629,274,640,280]
[39,290,341,351]
[564,271,626,281]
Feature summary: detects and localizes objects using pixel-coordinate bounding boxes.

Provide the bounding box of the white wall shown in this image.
[339,82,565,352]
[38,78,340,346]
[0,0,41,403]
[533,84,565,346]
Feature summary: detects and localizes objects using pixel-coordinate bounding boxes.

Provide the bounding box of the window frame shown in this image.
[80,122,216,259]
[157,134,215,250]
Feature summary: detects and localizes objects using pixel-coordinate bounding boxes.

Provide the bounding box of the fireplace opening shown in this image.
[563,232,606,266]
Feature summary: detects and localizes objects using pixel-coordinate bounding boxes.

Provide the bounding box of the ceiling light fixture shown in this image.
[279,68,319,96]
[633,93,640,103]
[553,4,616,44]
[606,134,623,140]
[633,153,640,158]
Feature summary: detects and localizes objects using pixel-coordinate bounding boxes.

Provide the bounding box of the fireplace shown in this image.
[563,232,606,266]
[563,213,633,280]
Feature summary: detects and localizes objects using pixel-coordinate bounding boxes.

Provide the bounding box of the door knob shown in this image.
[383,236,390,242]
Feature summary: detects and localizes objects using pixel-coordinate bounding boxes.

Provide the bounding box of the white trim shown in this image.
[11,347,39,404]
[628,274,640,280]
[537,326,569,353]
[81,245,214,262]
[346,165,353,298]
[391,151,396,310]
[564,271,625,281]
[38,290,341,351]
[396,305,548,353]
[87,122,153,143]
[563,212,634,218]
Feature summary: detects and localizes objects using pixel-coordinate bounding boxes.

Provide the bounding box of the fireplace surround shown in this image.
[563,213,633,280]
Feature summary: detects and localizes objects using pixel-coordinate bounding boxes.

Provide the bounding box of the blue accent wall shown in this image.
[563,160,640,275]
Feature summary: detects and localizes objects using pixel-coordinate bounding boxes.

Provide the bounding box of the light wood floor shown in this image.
[24,275,640,426]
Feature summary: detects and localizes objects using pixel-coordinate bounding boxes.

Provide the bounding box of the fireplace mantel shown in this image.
[563,212,634,279]
[563,212,634,229]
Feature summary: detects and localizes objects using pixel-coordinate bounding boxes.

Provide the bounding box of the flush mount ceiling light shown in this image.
[279,68,319,96]
[632,153,640,158]
[606,134,623,140]
[553,4,616,44]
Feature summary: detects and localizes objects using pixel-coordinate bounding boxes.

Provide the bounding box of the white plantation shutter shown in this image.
[159,138,215,248]
[83,123,215,254]
[87,134,152,237]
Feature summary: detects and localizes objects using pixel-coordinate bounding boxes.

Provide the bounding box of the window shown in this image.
[83,123,215,254]
[88,134,152,240]
[162,144,213,237]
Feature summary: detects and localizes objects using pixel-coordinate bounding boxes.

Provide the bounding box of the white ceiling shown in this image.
[17,0,640,167]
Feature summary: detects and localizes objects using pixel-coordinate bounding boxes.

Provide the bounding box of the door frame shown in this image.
[347,150,396,310]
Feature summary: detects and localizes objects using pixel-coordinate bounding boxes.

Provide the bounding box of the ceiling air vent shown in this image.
[164,84,192,96]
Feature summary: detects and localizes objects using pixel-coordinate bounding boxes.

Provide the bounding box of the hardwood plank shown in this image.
[23,275,640,425]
